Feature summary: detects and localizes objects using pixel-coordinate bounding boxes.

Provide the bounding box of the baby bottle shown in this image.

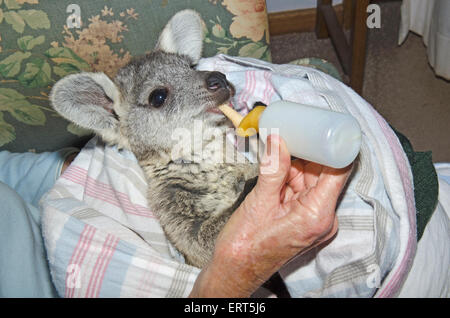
[257,101,362,169]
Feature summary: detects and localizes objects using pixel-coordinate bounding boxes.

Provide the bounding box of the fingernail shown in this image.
[265,134,280,157]
[260,134,281,174]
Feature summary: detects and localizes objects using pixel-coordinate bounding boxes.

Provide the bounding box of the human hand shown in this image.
[189,135,353,297]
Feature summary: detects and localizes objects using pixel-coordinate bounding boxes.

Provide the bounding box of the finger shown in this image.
[281,185,296,203]
[287,161,325,193]
[304,164,353,213]
[255,134,291,201]
[286,160,306,193]
[303,161,323,189]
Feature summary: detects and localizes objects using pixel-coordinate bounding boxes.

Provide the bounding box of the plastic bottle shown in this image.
[257,100,362,168]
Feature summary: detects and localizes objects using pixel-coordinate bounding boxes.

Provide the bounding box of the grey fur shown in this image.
[50,10,258,268]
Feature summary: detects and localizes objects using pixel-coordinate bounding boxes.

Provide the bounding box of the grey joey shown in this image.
[50,10,260,269]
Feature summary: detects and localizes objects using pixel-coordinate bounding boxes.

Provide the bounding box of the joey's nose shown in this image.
[206,71,228,92]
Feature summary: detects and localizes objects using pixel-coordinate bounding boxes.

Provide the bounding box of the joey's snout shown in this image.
[205,72,234,96]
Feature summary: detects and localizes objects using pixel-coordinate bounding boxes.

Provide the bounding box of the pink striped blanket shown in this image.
[41,55,417,297]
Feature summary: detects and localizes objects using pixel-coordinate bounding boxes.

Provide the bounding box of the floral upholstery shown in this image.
[0,0,270,152]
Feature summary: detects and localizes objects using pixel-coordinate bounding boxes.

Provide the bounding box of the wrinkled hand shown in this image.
[190,135,353,297]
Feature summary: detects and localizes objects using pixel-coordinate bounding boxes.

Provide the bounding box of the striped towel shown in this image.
[41,54,417,298]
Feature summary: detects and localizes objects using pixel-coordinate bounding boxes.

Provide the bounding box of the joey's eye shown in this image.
[148,88,168,108]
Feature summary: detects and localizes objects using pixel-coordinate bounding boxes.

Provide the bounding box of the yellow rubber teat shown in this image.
[217,104,243,128]
[236,105,266,137]
[218,103,267,137]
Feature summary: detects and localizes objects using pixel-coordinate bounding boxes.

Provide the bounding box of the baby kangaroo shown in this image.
[51,10,289,297]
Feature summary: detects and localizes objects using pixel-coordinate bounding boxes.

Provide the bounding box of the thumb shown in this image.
[255,134,291,200]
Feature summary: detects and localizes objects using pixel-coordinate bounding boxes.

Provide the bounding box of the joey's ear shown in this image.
[50,72,123,145]
[156,9,204,64]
